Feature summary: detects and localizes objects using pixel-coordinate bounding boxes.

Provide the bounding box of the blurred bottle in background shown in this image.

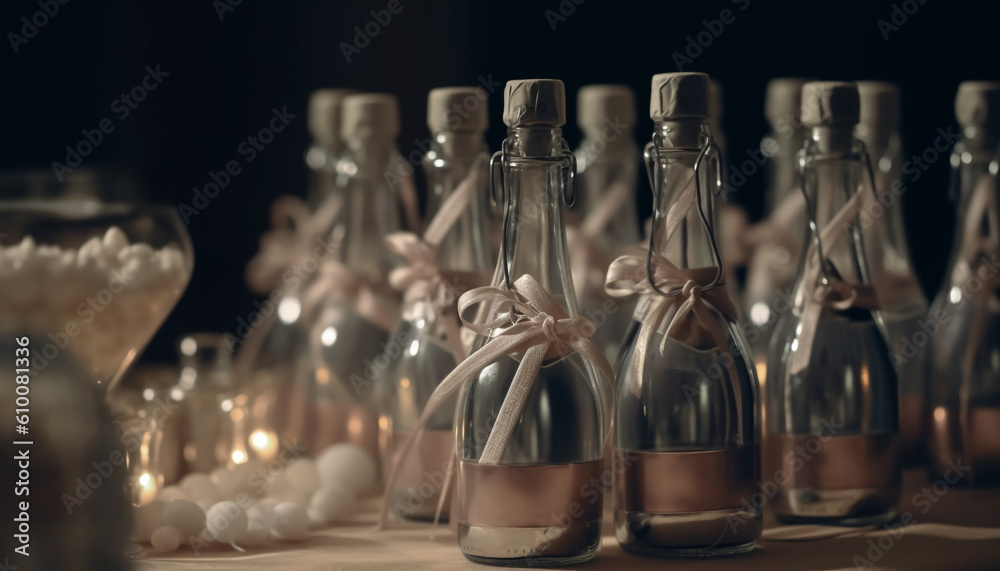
[742,79,809,389]
[379,86,493,520]
[308,94,405,480]
[764,82,901,526]
[568,84,641,363]
[854,81,929,468]
[927,81,1000,486]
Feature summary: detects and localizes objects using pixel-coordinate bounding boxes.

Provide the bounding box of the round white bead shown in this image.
[205,501,248,544]
[160,499,206,537]
[270,502,309,541]
[316,444,376,494]
[150,526,183,553]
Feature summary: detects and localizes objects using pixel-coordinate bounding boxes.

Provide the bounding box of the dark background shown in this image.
[1,0,997,363]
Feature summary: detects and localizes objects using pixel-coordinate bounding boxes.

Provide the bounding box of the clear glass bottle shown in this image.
[927,81,1000,486]
[309,93,403,471]
[380,87,492,520]
[743,79,809,387]
[569,85,640,362]
[764,82,901,525]
[613,72,760,557]
[239,89,355,462]
[855,81,930,467]
[455,79,612,566]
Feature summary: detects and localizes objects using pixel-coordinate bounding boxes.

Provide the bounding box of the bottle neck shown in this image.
[954,127,999,207]
[423,131,492,273]
[572,131,640,247]
[798,136,870,286]
[649,120,718,271]
[499,126,577,315]
[305,142,340,208]
[336,138,403,279]
[763,122,807,212]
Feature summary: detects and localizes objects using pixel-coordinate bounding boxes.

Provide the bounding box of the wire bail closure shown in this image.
[489,136,577,289]
[795,139,880,287]
[642,130,725,298]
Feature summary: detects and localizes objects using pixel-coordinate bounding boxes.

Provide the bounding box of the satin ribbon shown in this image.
[245,193,345,295]
[384,163,488,362]
[734,192,807,293]
[376,274,615,530]
[566,180,632,302]
[606,250,741,399]
[788,187,876,376]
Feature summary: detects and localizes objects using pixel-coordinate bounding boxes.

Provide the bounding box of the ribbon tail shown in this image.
[632,299,668,398]
[478,343,549,465]
[375,331,537,530]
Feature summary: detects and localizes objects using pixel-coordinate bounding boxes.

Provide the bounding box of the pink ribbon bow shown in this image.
[605,249,741,398]
[376,274,615,530]
[383,163,489,362]
[245,193,345,295]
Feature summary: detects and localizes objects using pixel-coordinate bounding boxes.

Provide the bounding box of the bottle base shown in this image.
[771,486,900,526]
[614,507,760,557]
[457,520,601,567]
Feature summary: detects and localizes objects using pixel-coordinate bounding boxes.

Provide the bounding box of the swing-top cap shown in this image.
[577,84,635,131]
[650,72,710,121]
[955,81,1000,128]
[428,87,489,133]
[308,88,357,151]
[800,82,860,128]
[765,78,808,126]
[504,79,566,127]
[341,93,400,140]
[856,81,900,128]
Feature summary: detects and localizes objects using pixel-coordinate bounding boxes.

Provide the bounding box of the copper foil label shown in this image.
[614,445,759,513]
[763,432,901,490]
[456,459,603,528]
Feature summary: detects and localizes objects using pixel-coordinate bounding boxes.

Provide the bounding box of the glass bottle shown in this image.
[927,81,1000,486]
[764,82,901,525]
[306,88,358,207]
[176,333,236,473]
[743,78,809,388]
[569,84,640,362]
[239,89,355,462]
[613,72,760,557]
[855,81,930,467]
[455,79,612,566]
[380,87,492,520]
[309,93,404,471]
